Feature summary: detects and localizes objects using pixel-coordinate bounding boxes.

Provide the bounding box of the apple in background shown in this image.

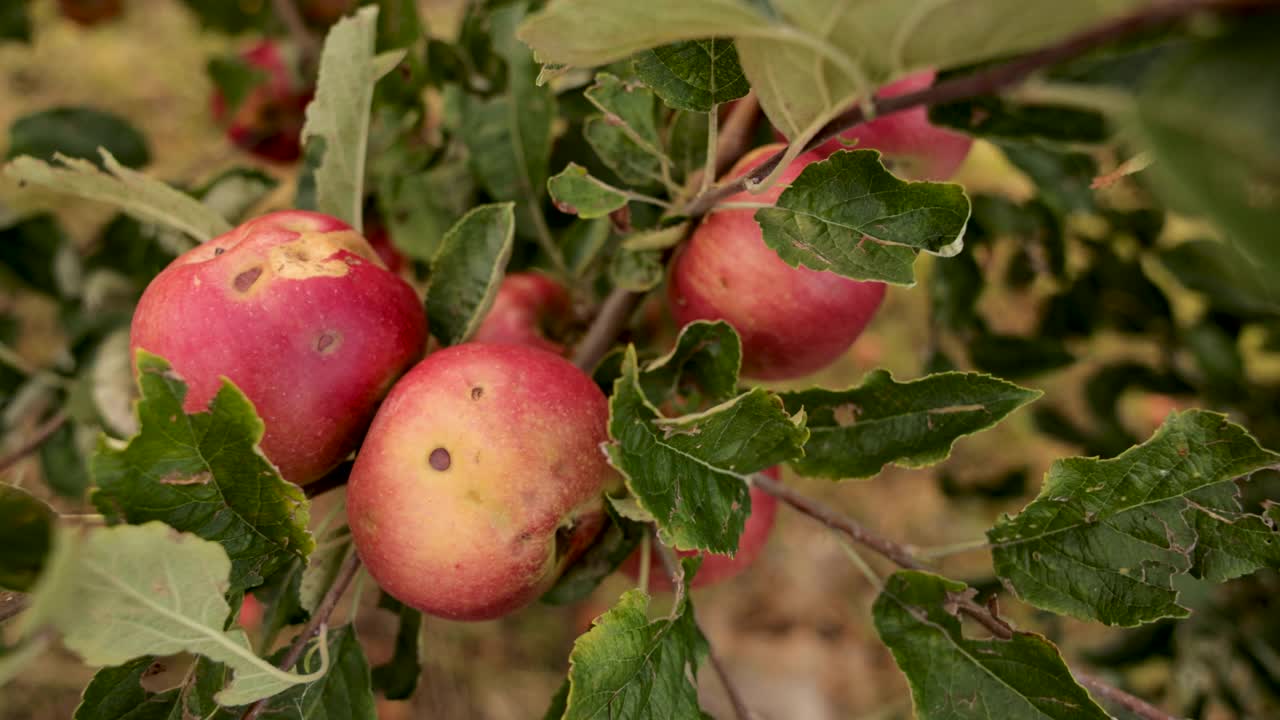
[668,144,886,380]
[364,220,407,275]
[472,272,572,355]
[347,343,617,621]
[622,467,781,591]
[130,210,427,485]
[300,0,356,26]
[58,0,124,26]
[806,70,973,181]
[237,594,264,633]
[211,41,312,164]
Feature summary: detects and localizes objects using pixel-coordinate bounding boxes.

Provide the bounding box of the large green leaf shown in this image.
[874,571,1110,720]
[425,203,516,346]
[1136,18,1280,279]
[606,347,807,553]
[301,6,404,232]
[460,3,555,234]
[4,152,231,243]
[989,411,1280,627]
[0,484,54,591]
[22,522,322,706]
[781,370,1040,480]
[557,558,709,720]
[74,658,179,720]
[92,352,314,594]
[1159,239,1280,318]
[635,39,750,113]
[7,107,150,169]
[755,150,971,286]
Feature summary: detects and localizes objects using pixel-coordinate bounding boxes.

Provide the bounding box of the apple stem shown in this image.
[680,0,1279,219]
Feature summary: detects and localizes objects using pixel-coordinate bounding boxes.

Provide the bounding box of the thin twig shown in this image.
[653,538,752,720]
[571,287,645,371]
[270,0,321,68]
[240,551,362,720]
[0,411,68,474]
[0,591,28,624]
[1076,672,1180,720]
[681,0,1277,218]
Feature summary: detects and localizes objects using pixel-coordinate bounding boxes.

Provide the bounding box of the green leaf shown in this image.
[541,504,646,606]
[1159,239,1280,318]
[781,370,1040,480]
[301,6,403,232]
[989,410,1280,627]
[7,107,150,169]
[607,347,807,553]
[192,167,279,225]
[928,250,983,331]
[608,247,663,292]
[74,658,179,720]
[997,142,1097,216]
[39,421,91,499]
[92,352,314,594]
[0,213,68,296]
[559,561,710,719]
[179,0,271,32]
[755,150,971,286]
[459,3,555,235]
[929,96,1108,144]
[0,484,54,591]
[299,524,353,615]
[425,203,517,346]
[22,522,322,705]
[370,594,422,700]
[873,571,1110,720]
[559,218,611,277]
[207,55,269,119]
[549,163,630,218]
[3,152,232,243]
[254,625,376,719]
[666,111,710,182]
[620,223,687,251]
[1135,18,1280,279]
[377,158,473,262]
[635,40,750,113]
[0,1,30,43]
[969,333,1075,379]
[639,320,742,406]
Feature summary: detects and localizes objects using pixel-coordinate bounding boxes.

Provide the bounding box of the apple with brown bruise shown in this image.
[802,70,973,181]
[668,144,886,380]
[621,467,780,591]
[472,272,572,354]
[211,41,312,164]
[130,210,426,485]
[347,343,616,621]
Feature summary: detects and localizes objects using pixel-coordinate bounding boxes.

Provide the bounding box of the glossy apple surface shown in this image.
[130,210,426,485]
[347,343,616,621]
[471,272,572,354]
[622,467,780,591]
[668,144,886,380]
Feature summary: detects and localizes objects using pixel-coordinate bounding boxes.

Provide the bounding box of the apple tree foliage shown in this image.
[2,1,1280,718]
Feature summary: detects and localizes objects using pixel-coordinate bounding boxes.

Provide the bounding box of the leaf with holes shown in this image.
[755,150,971,285]
[640,320,742,406]
[874,571,1110,720]
[91,352,314,594]
[989,410,1280,627]
[548,164,630,219]
[781,370,1040,480]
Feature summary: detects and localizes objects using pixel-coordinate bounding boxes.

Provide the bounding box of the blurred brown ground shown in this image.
[0,2,1202,719]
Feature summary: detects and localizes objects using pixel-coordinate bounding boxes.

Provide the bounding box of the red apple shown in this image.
[58,0,124,25]
[237,594,264,632]
[211,41,312,164]
[347,343,616,621]
[471,272,572,355]
[364,220,406,275]
[622,467,780,591]
[130,210,427,485]
[668,144,886,380]
[807,70,972,181]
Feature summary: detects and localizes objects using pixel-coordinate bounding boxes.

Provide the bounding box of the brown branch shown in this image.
[271,0,321,69]
[653,537,752,720]
[571,287,646,372]
[240,551,362,720]
[1076,672,1180,720]
[0,591,28,624]
[681,0,1278,218]
[0,411,68,474]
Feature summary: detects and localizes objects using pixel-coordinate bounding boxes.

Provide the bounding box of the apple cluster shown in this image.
[130,86,961,618]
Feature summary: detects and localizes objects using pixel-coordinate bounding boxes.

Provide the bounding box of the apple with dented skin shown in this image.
[668,144,886,380]
[804,70,973,181]
[622,467,780,591]
[347,343,616,620]
[130,210,426,485]
[472,272,572,354]
[212,41,312,163]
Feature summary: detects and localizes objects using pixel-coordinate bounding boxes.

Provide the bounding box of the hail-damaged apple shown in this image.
[622,467,781,591]
[668,144,886,380]
[347,343,617,621]
[472,272,573,355]
[130,210,426,485]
